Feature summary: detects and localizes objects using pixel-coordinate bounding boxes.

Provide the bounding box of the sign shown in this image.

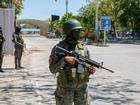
[51,15,60,21]
[100,17,111,30]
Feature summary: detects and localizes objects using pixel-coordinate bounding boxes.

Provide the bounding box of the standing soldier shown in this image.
[12,26,24,70]
[0,27,5,72]
[49,19,96,105]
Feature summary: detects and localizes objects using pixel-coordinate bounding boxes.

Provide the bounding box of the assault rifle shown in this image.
[55,46,114,73]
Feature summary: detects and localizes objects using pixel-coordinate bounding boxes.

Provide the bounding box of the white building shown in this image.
[0,8,15,54]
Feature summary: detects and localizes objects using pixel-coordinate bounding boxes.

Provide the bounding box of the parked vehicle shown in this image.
[126,31,134,39]
[46,32,56,38]
[116,30,133,39]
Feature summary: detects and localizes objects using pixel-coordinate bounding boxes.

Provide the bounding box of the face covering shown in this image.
[71,29,81,41]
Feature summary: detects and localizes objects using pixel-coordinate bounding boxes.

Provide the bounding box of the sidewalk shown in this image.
[109,38,140,44]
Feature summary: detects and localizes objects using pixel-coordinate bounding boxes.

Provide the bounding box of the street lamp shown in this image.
[55,0,68,16]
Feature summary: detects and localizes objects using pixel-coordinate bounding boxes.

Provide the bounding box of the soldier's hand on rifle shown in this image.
[87,66,96,74]
[64,56,77,65]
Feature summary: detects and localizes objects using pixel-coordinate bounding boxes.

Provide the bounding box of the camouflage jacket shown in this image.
[12,33,24,49]
[0,33,5,51]
[49,39,91,88]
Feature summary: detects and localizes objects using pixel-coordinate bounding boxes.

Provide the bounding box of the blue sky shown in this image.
[17,0,88,20]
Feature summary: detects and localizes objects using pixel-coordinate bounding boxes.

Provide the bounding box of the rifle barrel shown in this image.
[101,66,114,73]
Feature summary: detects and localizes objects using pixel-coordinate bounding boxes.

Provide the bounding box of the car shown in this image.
[46,32,56,38]
[126,31,133,39]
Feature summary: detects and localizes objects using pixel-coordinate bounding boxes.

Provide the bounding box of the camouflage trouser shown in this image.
[14,49,23,68]
[55,84,88,105]
[0,53,3,68]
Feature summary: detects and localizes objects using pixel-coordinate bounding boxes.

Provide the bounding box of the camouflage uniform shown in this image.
[49,20,91,105]
[0,27,5,72]
[13,27,24,69]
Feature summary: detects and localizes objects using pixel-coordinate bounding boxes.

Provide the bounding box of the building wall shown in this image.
[0,8,15,54]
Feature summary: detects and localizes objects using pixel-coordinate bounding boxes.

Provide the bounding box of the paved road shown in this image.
[0,36,140,105]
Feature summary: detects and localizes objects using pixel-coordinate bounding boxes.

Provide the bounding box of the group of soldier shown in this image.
[0,26,24,72]
[1,19,96,105]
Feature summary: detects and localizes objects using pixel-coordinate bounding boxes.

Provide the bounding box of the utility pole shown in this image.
[65,0,68,19]
[66,0,68,14]
[55,0,68,18]
[95,0,99,44]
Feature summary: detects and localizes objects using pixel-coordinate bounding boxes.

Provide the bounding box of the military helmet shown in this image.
[16,26,21,32]
[63,19,82,35]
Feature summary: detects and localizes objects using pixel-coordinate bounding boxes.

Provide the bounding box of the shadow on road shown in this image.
[89,77,140,105]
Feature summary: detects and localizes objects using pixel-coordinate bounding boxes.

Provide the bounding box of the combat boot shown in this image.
[0,68,4,72]
[19,66,24,69]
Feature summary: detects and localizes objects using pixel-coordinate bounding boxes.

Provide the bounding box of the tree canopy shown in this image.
[78,0,140,37]
[0,0,24,15]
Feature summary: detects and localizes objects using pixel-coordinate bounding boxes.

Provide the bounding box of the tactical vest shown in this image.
[58,43,90,88]
[13,34,24,49]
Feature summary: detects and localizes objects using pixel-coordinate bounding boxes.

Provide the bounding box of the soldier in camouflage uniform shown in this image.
[49,19,96,105]
[12,26,24,70]
[0,27,5,72]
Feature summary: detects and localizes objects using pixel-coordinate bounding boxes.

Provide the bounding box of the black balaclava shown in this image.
[66,29,81,44]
